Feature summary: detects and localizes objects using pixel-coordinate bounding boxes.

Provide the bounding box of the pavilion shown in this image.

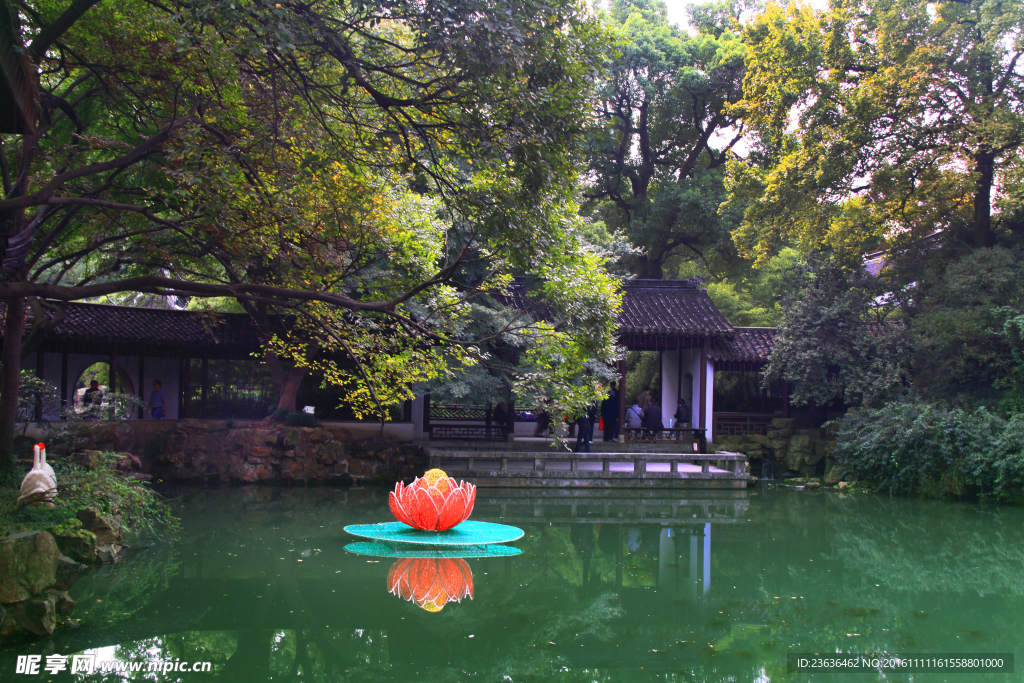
[3,280,782,441]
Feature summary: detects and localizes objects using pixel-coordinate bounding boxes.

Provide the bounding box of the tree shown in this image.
[0,0,620,468]
[582,0,748,279]
[727,0,1024,265]
[762,255,912,408]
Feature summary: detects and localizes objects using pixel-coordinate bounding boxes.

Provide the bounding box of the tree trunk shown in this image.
[973,149,995,249]
[634,253,664,279]
[275,365,306,413]
[0,298,26,474]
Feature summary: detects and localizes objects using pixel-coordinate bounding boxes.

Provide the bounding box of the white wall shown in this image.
[674,347,714,442]
[660,350,679,427]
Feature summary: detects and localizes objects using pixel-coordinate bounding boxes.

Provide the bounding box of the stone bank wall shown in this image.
[65,420,426,483]
[715,417,844,483]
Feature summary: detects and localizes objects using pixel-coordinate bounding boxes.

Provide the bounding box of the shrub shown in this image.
[831,397,1024,498]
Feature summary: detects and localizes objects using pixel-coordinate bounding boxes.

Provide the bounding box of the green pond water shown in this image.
[3,484,1024,682]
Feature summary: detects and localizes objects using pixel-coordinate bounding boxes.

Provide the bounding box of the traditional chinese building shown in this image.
[4,279,785,441]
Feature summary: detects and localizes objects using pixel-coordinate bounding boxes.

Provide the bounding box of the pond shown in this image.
[3,484,1023,682]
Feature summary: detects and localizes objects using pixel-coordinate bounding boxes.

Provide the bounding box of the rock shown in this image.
[0,531,59,603]
[47,520,97,565]
[51,555,85,591]
[838,481,850,491]
[770,418,796,430]
[5,593,56,635]
[824,458,845,485]
[751,434,770,445]
[48,589,76,616]
[785,450,804,471]
[76,508,122,547]
[95,545,122,564]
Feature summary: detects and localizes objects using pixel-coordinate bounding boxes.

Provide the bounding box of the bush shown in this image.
[831,397,1024,499]
[275,409,318,427]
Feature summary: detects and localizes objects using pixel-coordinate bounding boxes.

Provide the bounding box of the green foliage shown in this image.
[764,255,912,407]
[14,370,60,435]
[910,247,1024,404]
[57,454,180,542]
[728,0,1024,261]
[583,0,747,278]
[832,398,1024,499]
[277,410,318,428]
[2,0,622,431]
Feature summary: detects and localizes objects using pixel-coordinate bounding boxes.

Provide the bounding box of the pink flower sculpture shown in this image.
[389,468,476,532]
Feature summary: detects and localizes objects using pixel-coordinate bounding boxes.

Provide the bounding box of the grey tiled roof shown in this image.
[617,280,733,337]
[708,327,776,363]
[2,301,261,351]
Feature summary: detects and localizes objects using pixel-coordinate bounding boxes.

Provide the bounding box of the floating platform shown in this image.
[427,450,751,489]
[344,541,522,558]
[343,520,524,546]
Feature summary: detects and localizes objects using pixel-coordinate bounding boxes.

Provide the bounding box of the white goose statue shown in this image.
[17,443,57,508]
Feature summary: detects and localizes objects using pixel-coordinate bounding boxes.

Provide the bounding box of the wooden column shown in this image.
[181,356,191,418]
[677,348,683,404]
[618,358,627,442]
[60,351,68,414]
[34,351,44,421]
[422,392,431,437]
[200,356,209,419]
[138,355,145,419]
[698,345,707,432]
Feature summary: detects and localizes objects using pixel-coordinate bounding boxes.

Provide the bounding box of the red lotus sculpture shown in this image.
[387,557,474,612]
[389,468,476,532]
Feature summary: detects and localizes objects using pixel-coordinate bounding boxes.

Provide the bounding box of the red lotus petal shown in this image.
[389,487,415,527]
[436,486,468,531]
[460,482,476,523]
[408,486,441,531]
[387,558,413,595]
[439,558,472,600]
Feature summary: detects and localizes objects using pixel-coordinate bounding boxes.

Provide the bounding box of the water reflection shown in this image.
[387,557,473,612]
[4,485,1024,682]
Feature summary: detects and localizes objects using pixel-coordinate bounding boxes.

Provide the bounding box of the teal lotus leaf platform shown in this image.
[343,520,524,547]
[344,541,522,558]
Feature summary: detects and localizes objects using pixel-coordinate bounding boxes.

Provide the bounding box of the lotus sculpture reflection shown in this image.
[389,468,476,532]
[387,557,474,612]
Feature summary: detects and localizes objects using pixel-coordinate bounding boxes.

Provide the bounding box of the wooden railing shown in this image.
[623,427,707,452]
[429,451,749,478]
[713,412,775,437]
[428,424,507,441]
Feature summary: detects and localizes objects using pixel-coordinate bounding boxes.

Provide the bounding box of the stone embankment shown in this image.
[65,420,426,483]
[714,418,846,483]
[0,508,119,637]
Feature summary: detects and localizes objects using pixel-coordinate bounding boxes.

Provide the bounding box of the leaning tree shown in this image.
[0,0,621,467]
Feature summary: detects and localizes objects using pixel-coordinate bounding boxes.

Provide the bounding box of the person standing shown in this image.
[82,379,102,420]
[574,411,593,453]
[493,401,511,439]
[148,380,167,419]
[636,386,653,412]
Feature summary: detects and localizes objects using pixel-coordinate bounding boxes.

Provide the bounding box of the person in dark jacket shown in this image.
[674,398,690,428]
[642,398,663,440]
[574,411,593,453]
